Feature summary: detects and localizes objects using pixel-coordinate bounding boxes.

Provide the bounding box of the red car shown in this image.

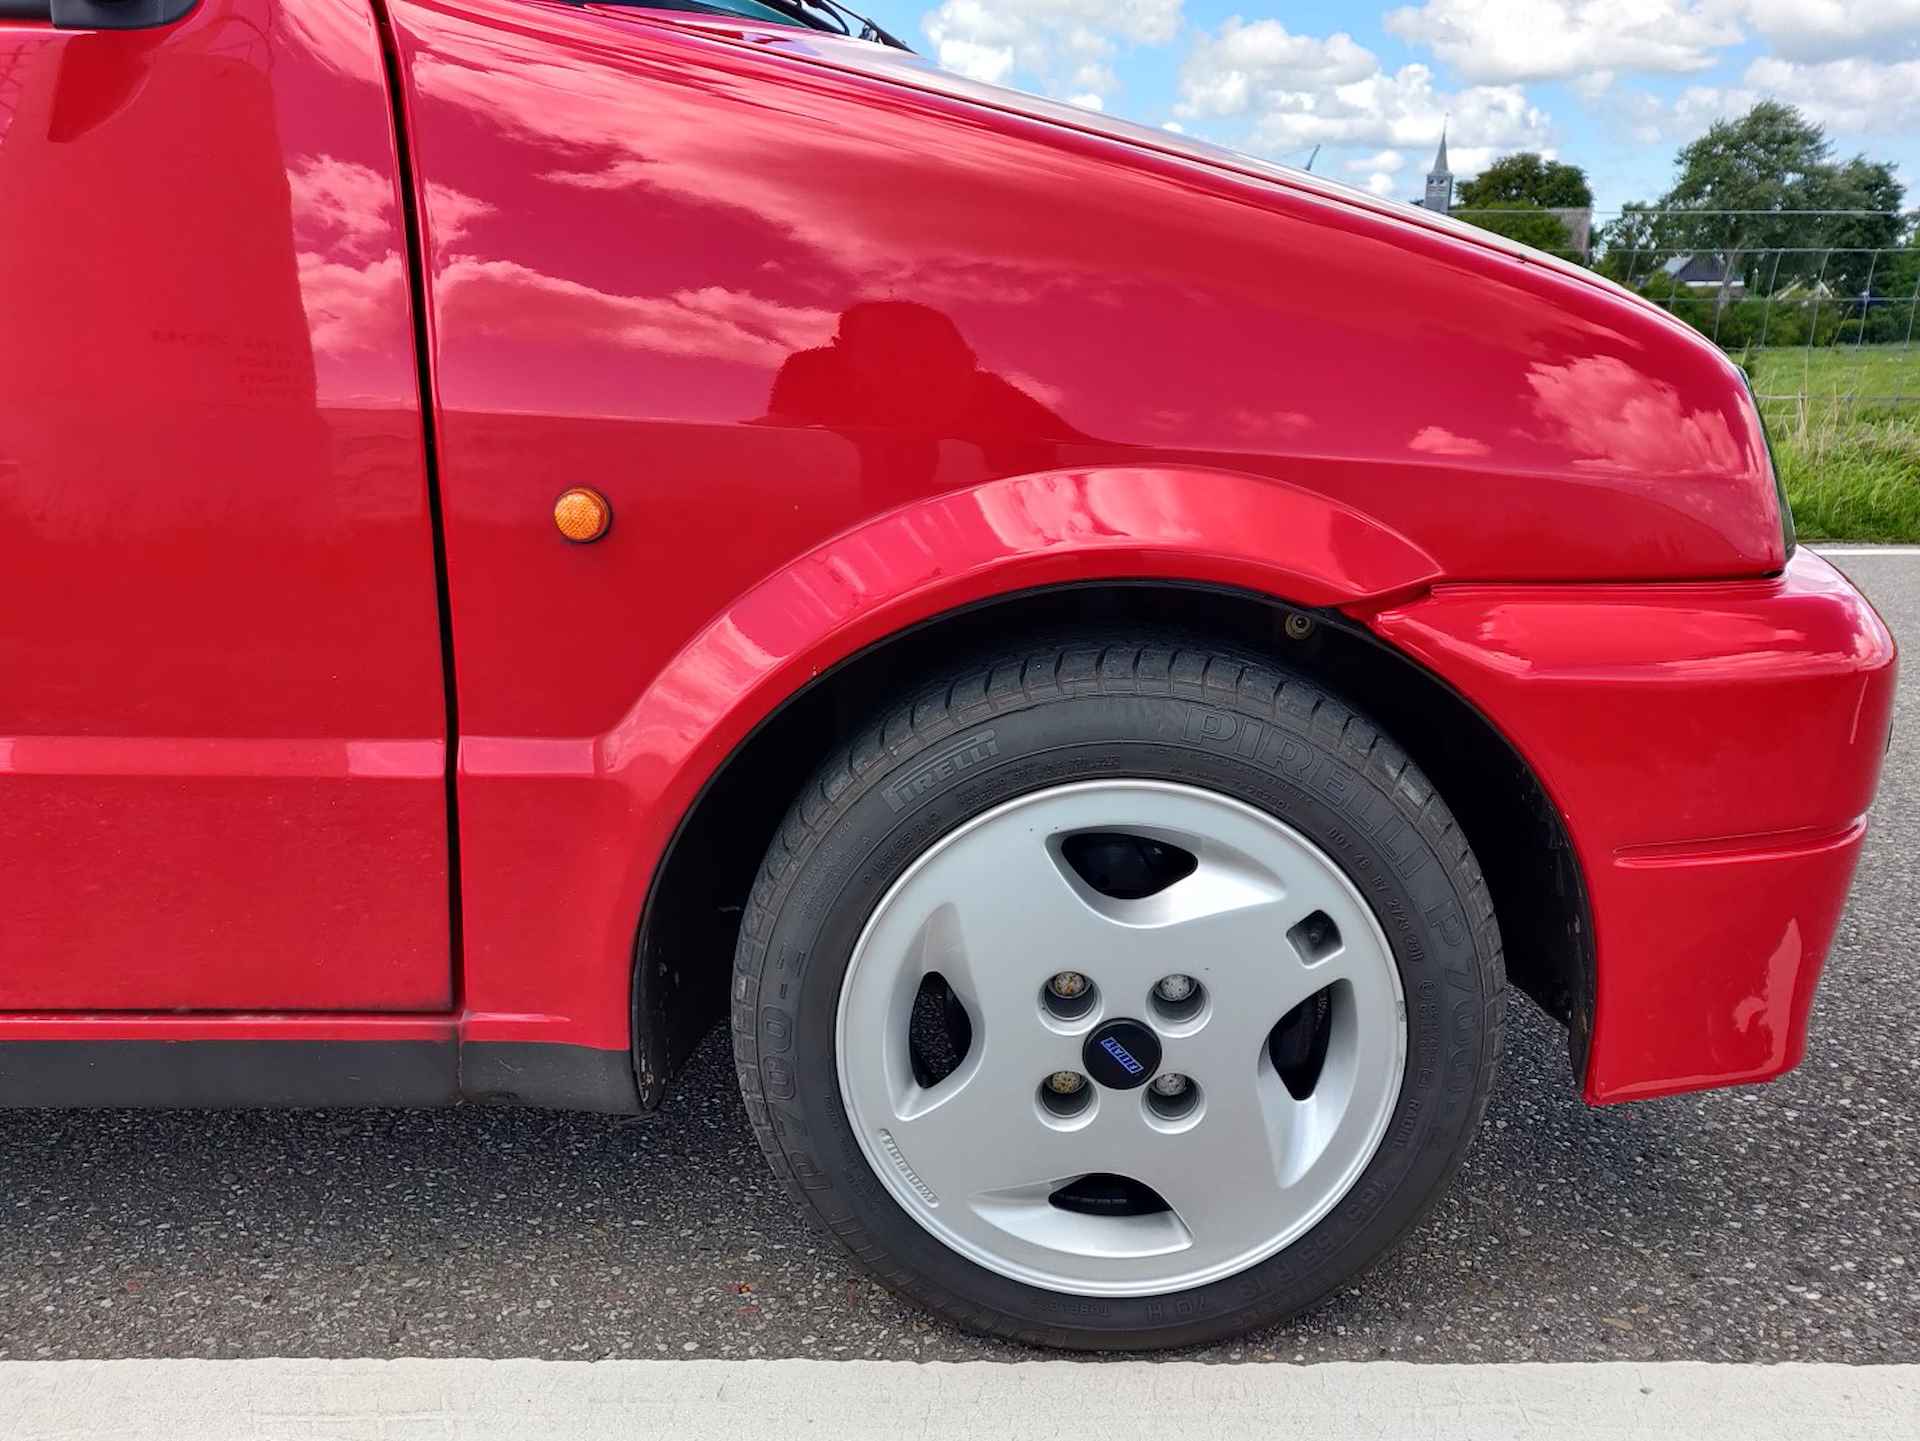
[0,0,1897,1350]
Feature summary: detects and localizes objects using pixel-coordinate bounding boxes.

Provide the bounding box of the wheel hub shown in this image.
[1083,1019,1161,1090]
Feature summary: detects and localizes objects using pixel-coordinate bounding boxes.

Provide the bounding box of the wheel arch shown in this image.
[633,578,1594,1106]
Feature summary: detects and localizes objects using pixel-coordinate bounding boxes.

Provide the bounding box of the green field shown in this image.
[1740,346,1920,542]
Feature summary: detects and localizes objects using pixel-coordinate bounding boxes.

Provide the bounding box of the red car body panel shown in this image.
[454,465,1446,1054]
[1373,548,1897,1101]
[0,0,452,1012]
[0,0,1897,1110]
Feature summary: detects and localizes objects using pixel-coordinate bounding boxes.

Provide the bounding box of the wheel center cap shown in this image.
[1083,1019,1162,1090]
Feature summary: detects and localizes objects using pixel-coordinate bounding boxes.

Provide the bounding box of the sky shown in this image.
[844,0,1920,216]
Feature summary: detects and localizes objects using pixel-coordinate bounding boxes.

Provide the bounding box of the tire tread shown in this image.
[730,634,1505,1349]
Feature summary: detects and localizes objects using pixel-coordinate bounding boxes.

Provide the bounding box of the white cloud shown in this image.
[1262,68,1547,159]
[1345,148,1408,174]
[1175,20,1376,118]
[1736,1,1920,62]
[1383,0,1740,84]
[1346,149,1410,195]
[1167,16,1559,183]
[1067,92,1107,110]
[1669,85,1755,139]
[1624,53,1920,142]
[1381,0,1920,109]
[931,34,1016,85]
[1611,84,1747,145]
[923,0,1182,107]
[1175,19,1552,176]
[1748,55,1920,132]
[1071,60,1119,93]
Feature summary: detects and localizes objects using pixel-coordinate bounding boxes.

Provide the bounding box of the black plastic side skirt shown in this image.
[0,1040,458,1109]
[0,1040,640,1112]
[461,1041,640,1113]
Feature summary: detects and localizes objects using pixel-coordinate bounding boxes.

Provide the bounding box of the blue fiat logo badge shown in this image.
[1084,1019,1162,1090]
[1099,1035,1146,1075]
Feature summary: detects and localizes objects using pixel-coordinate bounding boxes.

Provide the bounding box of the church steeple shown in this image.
[1424,121,1453,213]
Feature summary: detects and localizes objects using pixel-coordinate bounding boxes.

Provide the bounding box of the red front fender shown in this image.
[453,465,1440,1052]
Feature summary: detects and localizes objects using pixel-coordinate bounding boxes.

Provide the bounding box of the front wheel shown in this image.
[732,636,1503,1349]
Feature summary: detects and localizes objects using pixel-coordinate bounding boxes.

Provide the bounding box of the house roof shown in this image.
[1661,253,1736,283]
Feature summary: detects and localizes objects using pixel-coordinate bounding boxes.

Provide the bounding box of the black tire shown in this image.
[731,634,1504,1350]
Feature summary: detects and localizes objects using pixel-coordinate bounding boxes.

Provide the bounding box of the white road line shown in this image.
[1,1360,1915,1440]
[1814,546,1920,556]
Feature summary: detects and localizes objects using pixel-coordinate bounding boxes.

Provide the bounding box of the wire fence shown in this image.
[1450,207,1920,418]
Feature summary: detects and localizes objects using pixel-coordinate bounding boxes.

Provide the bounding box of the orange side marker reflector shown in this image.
[553,487,612,543]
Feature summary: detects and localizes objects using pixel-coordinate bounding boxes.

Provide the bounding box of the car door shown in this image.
[0,0,451,1010]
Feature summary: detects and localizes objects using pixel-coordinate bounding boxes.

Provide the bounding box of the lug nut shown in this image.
[1047,1070,1088,1095]
[1150,1072,1191,1097]
[1154,974,1197,1004]
[1047,971,1089,1000]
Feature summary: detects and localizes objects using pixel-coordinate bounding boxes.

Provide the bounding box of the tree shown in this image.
[1823,158,1907,299]
[1456,153,1593,211]
[1862,229,1920,343]
[1457,202,1576,257]
[1594,202,1661,286]
[1597,102,1906,315]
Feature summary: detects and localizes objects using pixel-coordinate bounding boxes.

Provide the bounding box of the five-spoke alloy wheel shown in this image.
[836,780,1406,1296]
[734,635,1503,1349]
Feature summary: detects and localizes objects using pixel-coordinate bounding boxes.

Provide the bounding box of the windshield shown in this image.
[589,0,912,48]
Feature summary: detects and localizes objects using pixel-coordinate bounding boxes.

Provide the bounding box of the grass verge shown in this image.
[1772,411,1920,542]
[1741,348,1920,542]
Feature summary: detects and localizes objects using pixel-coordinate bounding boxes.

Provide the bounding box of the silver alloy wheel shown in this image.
[835,779,1408,1298]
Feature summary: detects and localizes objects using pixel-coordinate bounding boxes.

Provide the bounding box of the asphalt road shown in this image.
[2,550,1914,1365]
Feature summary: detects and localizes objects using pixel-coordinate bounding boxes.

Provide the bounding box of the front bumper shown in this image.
[1371,550,1897,1103]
